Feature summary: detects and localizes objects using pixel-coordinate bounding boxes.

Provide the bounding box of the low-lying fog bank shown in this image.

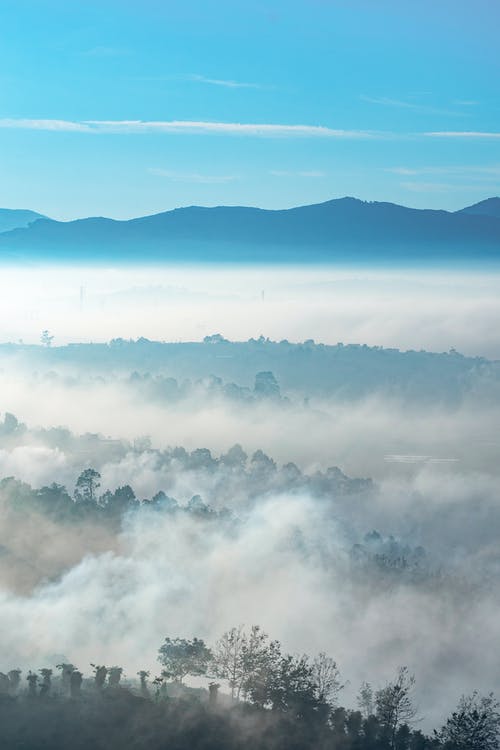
[2,264,500,357]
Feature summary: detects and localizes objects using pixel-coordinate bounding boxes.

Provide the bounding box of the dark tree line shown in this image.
[2,335,498,405]
[1,626,498,749]
[0,436,373,530]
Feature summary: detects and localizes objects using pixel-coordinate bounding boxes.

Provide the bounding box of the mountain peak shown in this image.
[458,197,500,219]
[0,208,47,234]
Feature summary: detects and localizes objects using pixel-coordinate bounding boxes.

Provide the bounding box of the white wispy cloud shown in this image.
[269,169,327,177]
[86,120,377,137]
[425,131,500,138]
[0,118,92,132]
[362,95,425,110]
[148,168,238,184]
[0,118,380,138]
[186,74,262,89]
[360,95,464,117]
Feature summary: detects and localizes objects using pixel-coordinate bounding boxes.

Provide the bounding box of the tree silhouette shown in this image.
[436,691,500,750]
[137,670,150,698]
[375,666,418,749]
[56,663,75,695]
[91,664,108,690]
[40,330,54,347]
[39,668,52,698]
[312,652,344,706]
[108,667,123,687]
[357,681,374,718]
[74,469,101,503]
[26,671,38,698]
[212,626,248,700]
[158,637,212,683]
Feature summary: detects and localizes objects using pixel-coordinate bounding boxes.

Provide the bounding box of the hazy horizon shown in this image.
[2,264,500,358]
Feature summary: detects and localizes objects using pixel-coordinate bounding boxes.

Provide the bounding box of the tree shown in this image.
[211,625,283,703]
[312,652,344,706]
[0,672,9,696]
[254,371,280,399]
[358,681,375,718]
[40,330,54,347]
[211,626,247,700]
[91,664,107,690]
[264,653,326,720]
[1,412,21,435]
[102,485,137,516]
[158,637,212,683]
[56,663,75,694]
[203,333,228,344]
[108,666,123,687]
[74,469,101,503]
[239,625,280,702]
[137,670,150,698]
[152,675,167,702]
[8,669,21,695]
[250,450,276,475]
[376,667,418,750]
[26,671,38,698]
[39,668,52,697]
[220,444,247,469]
[436,691,500,750]
[218,627,327,721]
[70,670,83,698]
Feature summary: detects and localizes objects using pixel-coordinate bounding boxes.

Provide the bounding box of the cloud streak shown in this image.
[269,169,327,177]
[0,118,382,138]
[360,95,464,117]
[7,118,498,140]
[186,74,262,89]
[425,131,500,139]
[0,118,91,132]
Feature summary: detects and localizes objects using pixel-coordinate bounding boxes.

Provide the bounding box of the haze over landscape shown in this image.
[1,2,500,749]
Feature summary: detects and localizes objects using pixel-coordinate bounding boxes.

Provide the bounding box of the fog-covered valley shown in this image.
[3,0,500,744]
[3,264,500,357]
[1,280,500,740]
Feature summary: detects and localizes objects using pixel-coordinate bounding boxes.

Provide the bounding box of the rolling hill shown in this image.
[458,197,500,220]
[0,197,499,263]
[0,208,47,234]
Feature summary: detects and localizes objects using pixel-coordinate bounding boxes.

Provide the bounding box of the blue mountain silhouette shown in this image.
[0,197,499,263]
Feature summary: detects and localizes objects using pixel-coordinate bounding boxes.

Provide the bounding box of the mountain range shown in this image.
[0,197,499,263]
[0,208,47,234]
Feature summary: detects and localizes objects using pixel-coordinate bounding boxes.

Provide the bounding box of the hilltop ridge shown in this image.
[0,197,499,263]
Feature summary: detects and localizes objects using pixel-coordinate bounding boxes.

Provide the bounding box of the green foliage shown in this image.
[436,691,500,750]
[0,637,493,750]
[158,637,212,683]
[375,667,418,749]
[74,468,101,503]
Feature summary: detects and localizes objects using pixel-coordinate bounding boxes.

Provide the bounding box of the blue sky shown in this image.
[0,0,499,220]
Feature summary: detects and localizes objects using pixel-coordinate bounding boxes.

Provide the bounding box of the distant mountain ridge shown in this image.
[0,197,499,263]
[0,208,47,234]
[458,197,500,219]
